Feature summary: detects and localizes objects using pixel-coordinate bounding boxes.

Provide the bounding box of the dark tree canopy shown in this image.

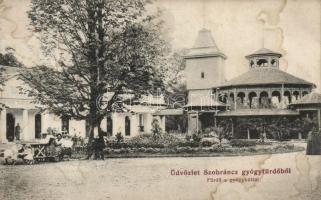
[0,47,23,93]
[19,0,170,138]
[0,47,23,68]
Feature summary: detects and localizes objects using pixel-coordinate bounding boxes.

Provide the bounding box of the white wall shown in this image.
[185,56,225,90]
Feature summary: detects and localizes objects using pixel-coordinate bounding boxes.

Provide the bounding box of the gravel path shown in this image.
[1,151,321,200]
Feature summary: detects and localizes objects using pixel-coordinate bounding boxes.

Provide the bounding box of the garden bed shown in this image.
[103,143,305,158]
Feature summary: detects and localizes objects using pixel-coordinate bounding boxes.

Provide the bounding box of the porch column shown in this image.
[231,118,234,137]
[196,112,199,133]
[160,116,166,132]
[234,88,237,110]
[0,107,7,143]
[22,109,29,141]
[247,128,250,140]
[318,109,321,130]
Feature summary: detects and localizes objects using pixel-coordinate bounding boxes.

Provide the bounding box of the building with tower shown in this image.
[183,28,228,134]
[183,28,321,139]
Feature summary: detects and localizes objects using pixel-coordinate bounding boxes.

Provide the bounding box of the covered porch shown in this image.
[0,99,42,143]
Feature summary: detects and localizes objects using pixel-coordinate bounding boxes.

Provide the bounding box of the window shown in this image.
[35,114,42,139]
[106,116,113,136]
[125,116,130,136]
[271,59,277,67]
[139,114,144,132]
[257,59,268,67]
[61,116,69,133]
[85,119,90,137]
[250,60,255,68]
[201,72,205,78]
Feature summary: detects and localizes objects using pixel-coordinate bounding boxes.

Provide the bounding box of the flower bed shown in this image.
[103,142,304,158]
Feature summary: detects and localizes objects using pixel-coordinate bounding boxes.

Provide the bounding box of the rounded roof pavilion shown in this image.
[218,48,315,89]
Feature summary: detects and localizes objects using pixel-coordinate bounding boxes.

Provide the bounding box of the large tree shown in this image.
[19,0,169,140]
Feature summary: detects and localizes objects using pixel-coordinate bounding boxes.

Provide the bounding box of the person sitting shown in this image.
[17,144,34,164]
[55,134,63,146]
[47,137,62,161]
[23,144,34,164]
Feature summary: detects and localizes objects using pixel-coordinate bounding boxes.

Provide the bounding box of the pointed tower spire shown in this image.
[185,28,226,59]
[184,28,227,90]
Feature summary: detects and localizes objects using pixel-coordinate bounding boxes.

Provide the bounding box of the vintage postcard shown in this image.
[0,0,320,200]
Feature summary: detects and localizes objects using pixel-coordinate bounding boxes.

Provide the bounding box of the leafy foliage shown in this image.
[235,117,318,141]
[0,47,23,94]
[19,0,170,140]
[192,133,201,143]
[128,133,182,148]
[115,132,124,144]
[230,139,256,147]
[0,47,23,68]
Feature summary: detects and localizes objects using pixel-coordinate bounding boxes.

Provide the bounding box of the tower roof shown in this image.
[245,48,282,58]
[184,28,226,59]
[193,28,219,49]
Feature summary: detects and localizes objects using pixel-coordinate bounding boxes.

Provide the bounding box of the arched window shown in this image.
[257,59,268,67]
[293,91,299,100]
[237,92,245,103]
[229,93,235,103]
[35,114,42,139]
[271,91,281,108]
[250,60,255,68]
[6,113,15,142]
[201,72,205,78]
[259,91,269,108]
[125,116,130,136]
[271,59,277,67]
[272,91,281,102]
[61,116,69,133]
[219,93,228,104]
[284,91,292,104]
[248,92,257,108]
[106,116,113,136]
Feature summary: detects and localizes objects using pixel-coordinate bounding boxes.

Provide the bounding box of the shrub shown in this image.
[192,133,201,143]
[178,141,199,148]
[116,132,124,143]
[211,144,225,152]
[201,140,213,147]
[128,133,182,149]
[185,135,192,141]
[230,139,256,147]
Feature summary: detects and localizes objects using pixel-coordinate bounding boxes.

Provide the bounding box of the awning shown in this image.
[122,104,166,114]
[153,109,184,116]
[217,109,299,117]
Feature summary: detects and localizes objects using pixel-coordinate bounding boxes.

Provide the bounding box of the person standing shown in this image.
[15,123,21,141]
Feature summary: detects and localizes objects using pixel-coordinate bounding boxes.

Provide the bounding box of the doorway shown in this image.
[35,114,42,139]
[125,116,130,136]
[6,113,15,142]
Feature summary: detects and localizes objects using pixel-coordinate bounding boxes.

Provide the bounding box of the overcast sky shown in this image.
[0,0,320,90]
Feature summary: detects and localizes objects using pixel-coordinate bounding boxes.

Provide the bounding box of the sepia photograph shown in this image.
[0,0,320,199]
